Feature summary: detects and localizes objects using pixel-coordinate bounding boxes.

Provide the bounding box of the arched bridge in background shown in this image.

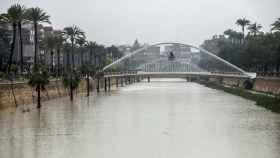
[102,43,254,79]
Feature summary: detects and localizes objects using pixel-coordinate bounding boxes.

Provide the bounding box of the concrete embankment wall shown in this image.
[208,76,280,95]
[253,77,280,94]
[0,77,107,109]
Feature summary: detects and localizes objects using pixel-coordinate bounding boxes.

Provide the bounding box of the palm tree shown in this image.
[0,4,24,73]
[79,65,95,97]
[53,32,64,76]
[63,25,85,68]
[96,44,106,68]
[236,18,250,39]
[28,65,49,108]
[271,18,280,32]
[17,5,26,74]
[86,41,97,65]
[42,34,56,73]
[25,7,50,66]
[62,25,85,101]
[77,37,86,65]
[248,23,262,36]
[224,29,242,44]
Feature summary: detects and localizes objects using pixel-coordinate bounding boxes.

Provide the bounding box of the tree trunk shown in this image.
[34,23,38,66]
[51,51,54,73]
[70,80,73,101]
[57,49,60,76]
[97,77,100,93]
[67,52,70,68]
[71,40,75,69]
[81,50,84,65]
[37,85,41,109]
[72,53,75,69]
[87,73,90,97]
[10,79,18,107]
[89,48,93,65]
[94,54,97,66]
[70,40,74,101]
[18,22,24,74]
[7,23,17,73]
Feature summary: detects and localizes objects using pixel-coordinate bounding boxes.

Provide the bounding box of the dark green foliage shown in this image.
[25,7,51,65]
[28,65,50,90]
[202,22,280,72]
[62,70,81,90]
[0,27,11,71]
[79,64,96,75]
[28,65,50,108]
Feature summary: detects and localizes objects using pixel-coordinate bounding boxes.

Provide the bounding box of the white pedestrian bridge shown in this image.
[103,42,255,79]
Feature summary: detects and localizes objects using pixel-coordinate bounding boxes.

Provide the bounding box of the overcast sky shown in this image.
[1,0,280,46]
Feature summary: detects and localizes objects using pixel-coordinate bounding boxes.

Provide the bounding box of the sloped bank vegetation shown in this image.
[199,81,280,113]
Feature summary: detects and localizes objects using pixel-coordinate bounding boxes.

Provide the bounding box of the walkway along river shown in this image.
[0,79,280,158]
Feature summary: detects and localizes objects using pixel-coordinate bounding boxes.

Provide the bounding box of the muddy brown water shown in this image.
[0,79,280,158]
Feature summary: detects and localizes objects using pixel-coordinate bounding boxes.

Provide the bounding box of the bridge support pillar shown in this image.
[121,77,124,87]
[116,78,119,87]
[147,76,150,83]
[97,78,100,93]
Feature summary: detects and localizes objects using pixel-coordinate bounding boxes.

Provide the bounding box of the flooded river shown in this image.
[0,79,280,158]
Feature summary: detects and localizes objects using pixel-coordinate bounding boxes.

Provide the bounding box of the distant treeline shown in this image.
[201,18,280,74]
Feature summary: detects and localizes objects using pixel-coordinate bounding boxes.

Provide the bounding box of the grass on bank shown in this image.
[199,81,280,113]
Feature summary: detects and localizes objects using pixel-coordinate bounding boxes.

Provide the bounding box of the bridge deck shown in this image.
[104,72,251,79]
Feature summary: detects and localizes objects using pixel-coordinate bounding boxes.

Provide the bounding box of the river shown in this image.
[0,79,280,158]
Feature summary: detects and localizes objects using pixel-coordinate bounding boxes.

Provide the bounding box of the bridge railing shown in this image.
[257,71,280,77]
[103,71,138,77]
[210,71,243,76]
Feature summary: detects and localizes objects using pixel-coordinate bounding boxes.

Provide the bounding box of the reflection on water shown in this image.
[0,79,280,158]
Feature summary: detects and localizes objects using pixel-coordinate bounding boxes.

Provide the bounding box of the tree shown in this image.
[223,29,243,44]
[0,27,11,71]
[16,4,26,74]
[248,23,262,36]
[96,44,106,68]
[236,18,250,39]
[271,18,280,32]
[42,34,56,73]
[63,25,85,68]
[77,37,86,65]
[79,65,96,97]
[0,4,23,73]
[28,65,50,108]
[25,7,50,66]
[62,69,80,101]
[107,45,123,61]
[62,25,85,101]
[86,41,97,65]
[53,32,64,76]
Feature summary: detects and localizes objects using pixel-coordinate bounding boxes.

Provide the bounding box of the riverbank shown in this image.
[199,81,280,113]
[0,79,92,110]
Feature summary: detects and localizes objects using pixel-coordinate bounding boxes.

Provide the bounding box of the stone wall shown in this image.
[208,76,280,95]
[222,77,246,88]
[253,77,280,95]
[0,79,88,109]
[0,76,135,110]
